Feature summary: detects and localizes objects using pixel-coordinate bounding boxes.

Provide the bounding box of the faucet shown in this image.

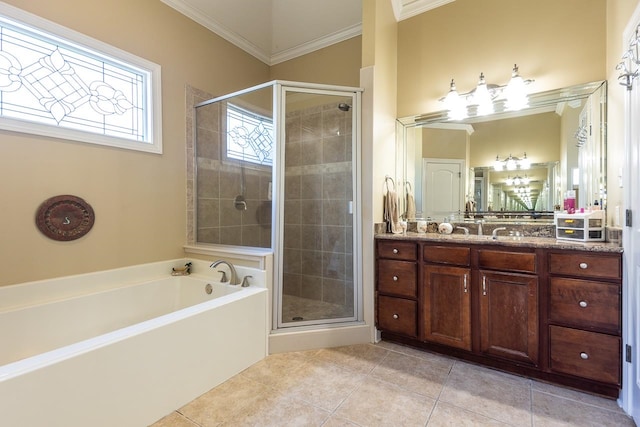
[456,226,470,235]
[492,227,507,240]
[209,260,239,285]
[476,220,484,236]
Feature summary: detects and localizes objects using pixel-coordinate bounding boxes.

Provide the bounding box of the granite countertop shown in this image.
[375,231,624,253]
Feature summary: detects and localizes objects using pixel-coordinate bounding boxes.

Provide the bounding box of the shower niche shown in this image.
[193,81,363,330]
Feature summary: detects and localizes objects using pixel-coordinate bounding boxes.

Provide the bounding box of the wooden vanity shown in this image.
[375,233,623,398]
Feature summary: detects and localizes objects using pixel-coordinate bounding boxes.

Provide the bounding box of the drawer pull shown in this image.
[579,300,588,308]
[393,275,399,282]
[579,262,588,269]
[580,352,589,360]
[463,274,468,293]
[393,248,399,254]
[393,314,399,319]
[482,276,487,296]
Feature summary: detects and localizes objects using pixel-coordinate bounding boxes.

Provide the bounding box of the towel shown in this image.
[406,186,416,220]
[384,189,402,234]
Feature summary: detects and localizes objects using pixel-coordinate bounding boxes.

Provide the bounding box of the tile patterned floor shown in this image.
[150,342,636,427]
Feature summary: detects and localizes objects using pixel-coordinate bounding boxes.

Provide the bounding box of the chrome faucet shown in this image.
[476,220,484,236]
[456,226,470,235]
[492,227,507,240]
[209,260,239,285]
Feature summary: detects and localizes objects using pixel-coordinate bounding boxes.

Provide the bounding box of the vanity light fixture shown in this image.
[494,153,531,171]
[441,65,533,120]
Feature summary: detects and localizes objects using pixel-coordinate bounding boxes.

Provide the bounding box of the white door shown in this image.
[620,76,640,422]
[620,8,640,420]
[423,158,464,219]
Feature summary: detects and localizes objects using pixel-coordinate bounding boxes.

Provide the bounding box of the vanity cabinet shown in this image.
[422,245,471,350]
[375,240,418,338]
[478,249,539,366]
[547,251,622,386]
[375,236,623,398]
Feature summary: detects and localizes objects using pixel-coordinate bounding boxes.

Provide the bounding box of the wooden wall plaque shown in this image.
[35,195,95,241]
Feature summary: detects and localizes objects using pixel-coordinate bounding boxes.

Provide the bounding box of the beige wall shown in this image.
[270,37,362,87]
[422,128,468,160]
[470,113,561,167]
[0,0,270,286]
[397,0,606,118]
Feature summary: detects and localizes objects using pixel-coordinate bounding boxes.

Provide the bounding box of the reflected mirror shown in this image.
[396,81,606,222]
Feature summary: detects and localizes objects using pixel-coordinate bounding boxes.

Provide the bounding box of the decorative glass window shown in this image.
[0,3,162,153]
[226,103,273,166]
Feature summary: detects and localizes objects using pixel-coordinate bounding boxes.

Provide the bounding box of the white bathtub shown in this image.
[0,259,268,427]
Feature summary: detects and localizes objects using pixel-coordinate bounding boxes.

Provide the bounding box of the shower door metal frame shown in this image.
[272,81,363,331]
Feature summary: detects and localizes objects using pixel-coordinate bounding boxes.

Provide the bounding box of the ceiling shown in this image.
[160,0,454,65]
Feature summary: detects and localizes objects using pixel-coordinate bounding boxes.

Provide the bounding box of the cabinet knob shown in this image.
[579,262,588,269]
[580,352,589,360]
[393,248,399,254]
[393,314,399,319]
[579,300,588,308]
[392,275,399,281]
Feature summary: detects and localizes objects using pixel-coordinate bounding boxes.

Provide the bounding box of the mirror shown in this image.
[397,81,606,222]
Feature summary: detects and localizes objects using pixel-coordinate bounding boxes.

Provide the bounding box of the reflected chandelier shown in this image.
[494,153,531,171]
[441,64,534,120]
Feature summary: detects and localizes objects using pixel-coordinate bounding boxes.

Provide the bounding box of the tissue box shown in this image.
[555,210,605,242]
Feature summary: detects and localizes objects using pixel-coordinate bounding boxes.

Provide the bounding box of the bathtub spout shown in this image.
[209,260,239,285]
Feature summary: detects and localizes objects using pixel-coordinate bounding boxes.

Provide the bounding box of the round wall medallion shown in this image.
[35,195,95,241]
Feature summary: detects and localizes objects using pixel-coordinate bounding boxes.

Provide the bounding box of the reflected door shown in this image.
[423,158,464,218]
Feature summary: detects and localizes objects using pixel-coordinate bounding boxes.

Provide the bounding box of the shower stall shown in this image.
[193,81,363,331]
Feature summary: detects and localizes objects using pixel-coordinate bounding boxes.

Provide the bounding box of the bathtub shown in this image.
[0,259,269,427]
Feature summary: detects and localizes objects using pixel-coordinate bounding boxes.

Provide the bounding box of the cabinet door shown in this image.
[479,271,539,365]
[423,265,472,350]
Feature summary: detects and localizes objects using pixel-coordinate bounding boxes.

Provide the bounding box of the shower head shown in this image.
[338,103,351,112]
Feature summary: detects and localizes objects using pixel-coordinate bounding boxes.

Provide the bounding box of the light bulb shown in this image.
[494,155,504,171]
[505,64,528,111]
[444,79,467,120]
[519,152,531,170]
[506,154,517,171]
[472,73,494,116]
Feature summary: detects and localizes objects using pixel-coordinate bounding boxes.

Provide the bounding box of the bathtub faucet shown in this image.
[209,260,239,285]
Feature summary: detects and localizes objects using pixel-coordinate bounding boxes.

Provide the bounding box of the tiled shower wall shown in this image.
[282,102,354,311]
[187,85,354,312]
[188,86,272,248]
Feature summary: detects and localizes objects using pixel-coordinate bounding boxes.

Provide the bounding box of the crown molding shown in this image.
[392,0,456,22]
[270,23,362,65]
[160,0,271,64]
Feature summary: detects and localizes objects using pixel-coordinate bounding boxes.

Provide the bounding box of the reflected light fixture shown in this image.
[440,64,534,120]
[505,174,530,186]
[494,153,531,171]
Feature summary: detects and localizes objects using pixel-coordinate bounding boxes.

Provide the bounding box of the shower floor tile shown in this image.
[281,294,353,323]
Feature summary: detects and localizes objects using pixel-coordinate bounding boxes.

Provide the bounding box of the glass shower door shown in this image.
[277,87,359,328]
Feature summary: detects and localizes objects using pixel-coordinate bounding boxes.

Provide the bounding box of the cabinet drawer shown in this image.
[377,295,417,337]
[478,250,537,273]
[423,245,470,266]
[377,259,417,298]
[549,326,620,385]
[549,277,620,333]
[377,241,418,261]
[549,253,621,280]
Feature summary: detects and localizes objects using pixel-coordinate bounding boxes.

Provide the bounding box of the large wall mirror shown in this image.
[396,81,606,223]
